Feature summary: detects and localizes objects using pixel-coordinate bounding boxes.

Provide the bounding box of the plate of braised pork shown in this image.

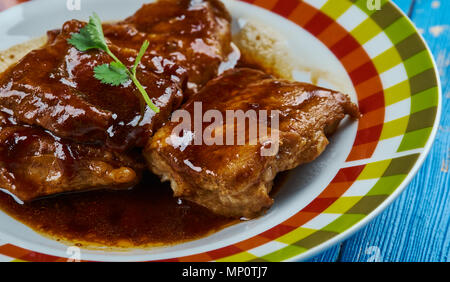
[0,0,441,261]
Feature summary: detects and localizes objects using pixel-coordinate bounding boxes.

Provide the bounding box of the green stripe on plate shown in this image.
[357,159,391,180]
[367,174,407,196]
[322,214,366,232]
[396,33,427,61]
[398,128,433,152]
[380,116,409,140]
[404,50,435,77]
[382,154,420,176]
[321,0,353,19]
[410,68,438,95]
[351,17,383,44]
[345,195,389,215]
[275,227,316,245]
[216,251,258,262]
[370,2,403,29]
[259,245,307,262]
[372,46,403,73]
[406,107,438,132]
[411,87,439,113]
[384,80,411,105]
[350,0,390,16]
[384,16,417,44]
[293,230,339,249]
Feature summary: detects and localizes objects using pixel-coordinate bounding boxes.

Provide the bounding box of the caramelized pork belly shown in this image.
[0,0,234,150]
[0,113,144,202]
[146,68,360,218]
[0,0,236,201]
[107,0,234,94]
[0,19,187,151]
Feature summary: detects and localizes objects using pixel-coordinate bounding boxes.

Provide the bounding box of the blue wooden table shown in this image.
[308,0,450,262]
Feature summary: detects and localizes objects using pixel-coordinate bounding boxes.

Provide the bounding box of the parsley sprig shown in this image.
[68,13,159,113]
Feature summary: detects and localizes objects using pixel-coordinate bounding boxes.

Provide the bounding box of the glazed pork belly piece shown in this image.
[0,112,144,202]
[0,19,187,151]
[146,68,360,218]
[106,0,235,95]
[0,0,234,150]
[0,16,186,201]
[0,0,234,201]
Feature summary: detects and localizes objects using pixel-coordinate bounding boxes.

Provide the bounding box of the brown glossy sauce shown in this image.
[0,0,291,248]
[0,171,288,247]
[0,56,291,248]
[0,62,291,248]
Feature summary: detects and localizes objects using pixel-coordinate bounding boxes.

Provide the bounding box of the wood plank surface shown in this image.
[310,0,450,262]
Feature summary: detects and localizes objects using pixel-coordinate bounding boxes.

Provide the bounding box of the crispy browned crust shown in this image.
[146,68,360,218]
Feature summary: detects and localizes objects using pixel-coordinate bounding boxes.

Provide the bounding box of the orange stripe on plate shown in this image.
[207,245,243,260]
[346,141,379,162]
[0,244,31,259]
[354,76,384,100]
[318,181,354,198]
[178,252,213,262]
[282,212,319,228]
[234,235,272,250]
[317,21,349,47]
[341,47,372,73]
[358,107,385,130]
[253,0,279,10]
[288,1,319,27]
[19,252,66,262]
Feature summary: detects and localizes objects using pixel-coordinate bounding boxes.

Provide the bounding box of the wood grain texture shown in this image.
[393,0,415,15]
[309,0,450,262]
[306,244,341,262]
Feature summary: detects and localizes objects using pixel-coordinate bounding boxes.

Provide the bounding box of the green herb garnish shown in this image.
[68,13,159,113]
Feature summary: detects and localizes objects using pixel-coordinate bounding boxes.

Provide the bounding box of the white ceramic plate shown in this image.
[0,0,441,262]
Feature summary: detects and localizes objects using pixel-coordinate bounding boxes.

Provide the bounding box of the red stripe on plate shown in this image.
[346,141,379,162]
[302,198,339,213]
[272,0,299,17]
[207,245,244,260]
[331,166,366,183]
[359,92,385,113]
[330,34,361,59]
[349,61,380,85]
[304,11,335,36]
[353,124,384,146]
[0,244,66,262]
[259,224,298,240]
